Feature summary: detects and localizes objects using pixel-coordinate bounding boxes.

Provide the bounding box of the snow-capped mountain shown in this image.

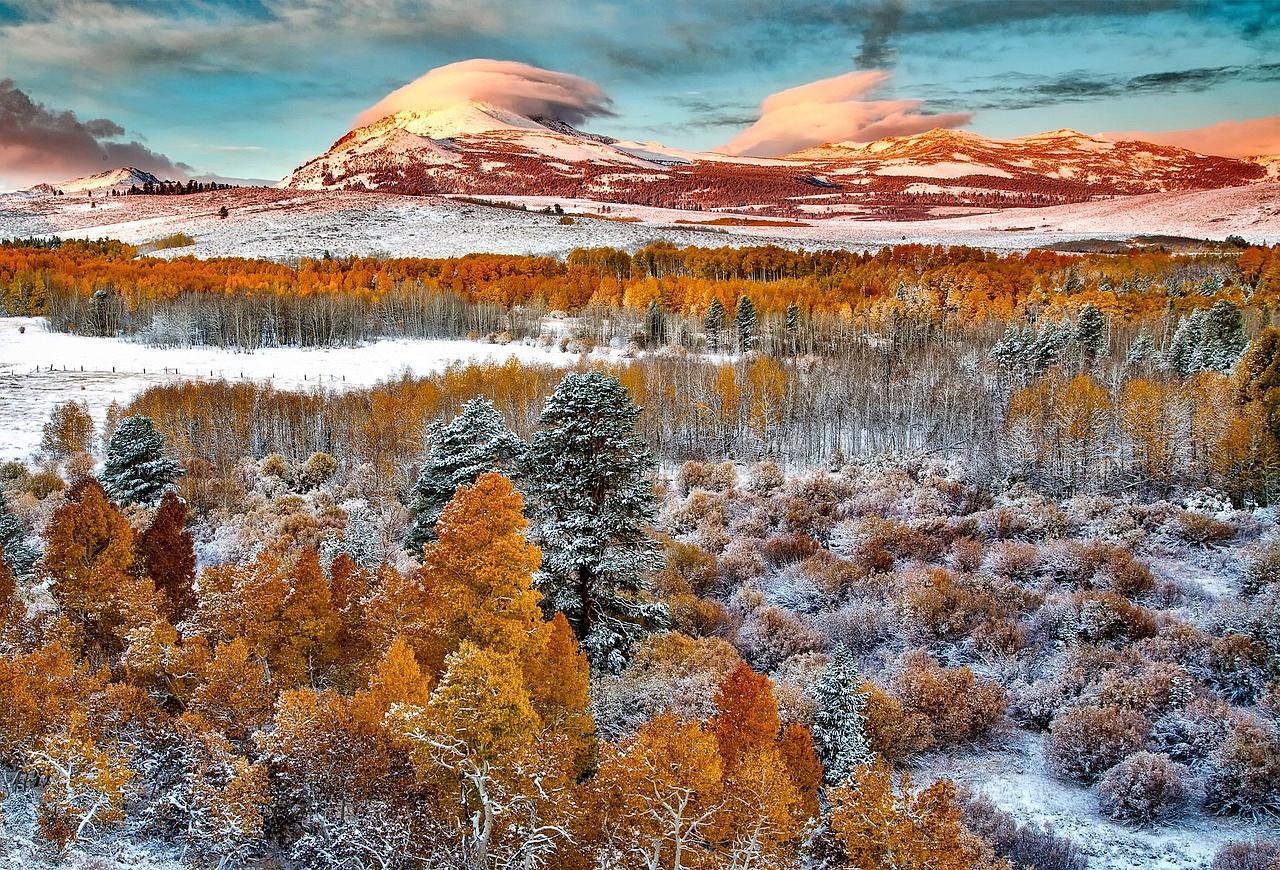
[790,128,1265,195]
[29,166,167,195]
[281,105,1270,218]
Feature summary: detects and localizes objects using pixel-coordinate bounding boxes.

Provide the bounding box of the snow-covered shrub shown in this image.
[779,473,853,541]
[949,535,986,572]
[1243,537,1280,595]
[716,537,768,585]
[891,649,1007,746]
[1149,698,1238,768]
[1168,509,1236,545]
[1204,718,1280,819]
[761,532,820,568]
[814,596,895,655]
[297,451,337,490]
[1211,839,1280,870]
[1046,705,1151,784]
[1201,633,1268,704]
[1096,661,1194,718]
[1057,591,1157,644]
[985,540,1041,583]
[770,652,828,727]
[733,602,825,673]
[1097,751,1189,824]
[959,791,1087,870]
[746,460,785,494]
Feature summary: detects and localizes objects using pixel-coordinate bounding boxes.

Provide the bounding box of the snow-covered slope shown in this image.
[282,101,664,192]
[281,108,1270,217]
[789,128,1265,195]
[28,166,167,195]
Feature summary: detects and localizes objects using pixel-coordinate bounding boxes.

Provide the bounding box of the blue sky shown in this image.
[0,0,1276,183]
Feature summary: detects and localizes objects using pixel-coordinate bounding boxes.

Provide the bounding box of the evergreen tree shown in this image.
[1076,303,1106,364]
[99,416,181,505]
[404,398,525,555]
[811,645,873,784]
[0,491,37,577]
[1195,299,1246,373]
[1125,330,1156,370]
[734,295,757,352]
[785,302,801,355]
[705,298,726,352]
[1168,310,1206,376]
[523,372,665,673]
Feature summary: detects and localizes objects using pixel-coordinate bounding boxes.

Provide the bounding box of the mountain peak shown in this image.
[29,166,166,195]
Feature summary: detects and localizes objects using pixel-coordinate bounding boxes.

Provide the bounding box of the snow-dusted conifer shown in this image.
[1075,303,1106,362]
[811,645,873,784]
[523,372,665,673]
[1125,330,1157,370]
[735,295,757,352]
[1168,310,1206,377]
[404,398,524,555]
[1194,299,1246,373]
[99,415,181,505]
[0,491,37,576]
[705,298,726,351]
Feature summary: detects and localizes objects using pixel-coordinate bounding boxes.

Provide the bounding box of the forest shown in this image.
[1,238,1278,868]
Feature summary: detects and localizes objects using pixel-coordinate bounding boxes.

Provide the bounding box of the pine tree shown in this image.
[735,295,757,352]
[523,372,665,672]
[404,398,524,555]
[705,298,726,352]
[1196,299,1246,373]
[784,301,801,355]
[811,645,873,784]
[99,415,181,505]
[1076,303,1106,364]
[1168,310,1206,376]
[0,490,37,577]
[1125,329,1156,370]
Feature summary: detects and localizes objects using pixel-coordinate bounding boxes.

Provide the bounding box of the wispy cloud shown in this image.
[719,69,971,156]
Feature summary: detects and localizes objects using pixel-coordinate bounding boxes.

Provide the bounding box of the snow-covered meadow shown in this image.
[0,317,598,460]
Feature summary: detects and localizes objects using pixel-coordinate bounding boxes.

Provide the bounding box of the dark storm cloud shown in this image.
[0,79,190,186]
[925,62,1280,112]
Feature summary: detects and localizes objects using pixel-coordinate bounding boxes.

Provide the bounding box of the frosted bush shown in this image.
[1097,751,1189,824]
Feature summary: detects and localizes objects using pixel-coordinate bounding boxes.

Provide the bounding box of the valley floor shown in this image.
[2,183,1278,260]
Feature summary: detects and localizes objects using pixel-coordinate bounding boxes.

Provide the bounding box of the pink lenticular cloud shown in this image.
[1104,116,1280,159]
[719,70,972,157]
[354,59,614,129]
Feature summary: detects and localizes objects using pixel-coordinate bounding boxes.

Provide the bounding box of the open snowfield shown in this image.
[2,183,1277,261]
[0,317,598,460]
[921,731,1268,870]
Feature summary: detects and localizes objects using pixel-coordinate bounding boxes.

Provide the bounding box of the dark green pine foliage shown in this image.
[705,298,726,352]
[0,491,37,577]
[734,295,757,352]
[404,397,525,555]
[523,372,665,673]
[99,415,182,505]
[785,302,801,355]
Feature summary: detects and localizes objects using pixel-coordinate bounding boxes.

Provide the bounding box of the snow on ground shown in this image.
[919,731,1268,870]
[2,183,1277,262]
[0,317,600,460]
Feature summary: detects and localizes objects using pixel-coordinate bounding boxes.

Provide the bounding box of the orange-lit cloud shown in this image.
[354,59,613,129]
[719,70,971,157]
[1105,116,1280,158]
